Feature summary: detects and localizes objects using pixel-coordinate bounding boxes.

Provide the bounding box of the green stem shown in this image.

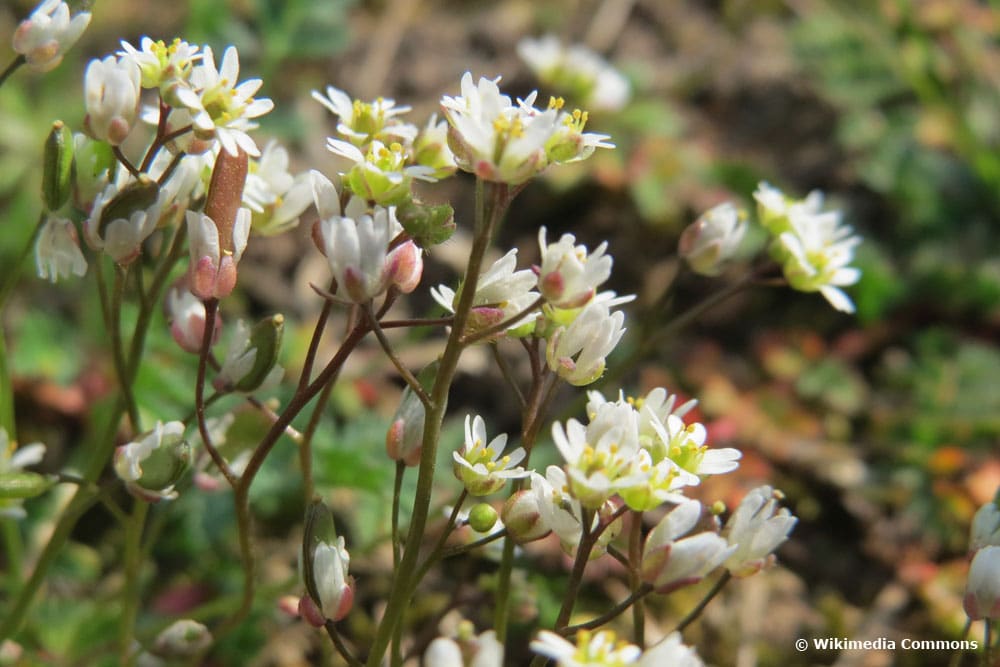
[460,295,546,346]
[195,299,236,485]
[673,570,732,632]
[112,265,141,432]
[0,55,26,89]
[391,462,405,569]
[364,304,430,407]
[119,500,150,666]
[364,180,512,667]
[324,619,363,667]
[628,511,645,646]
[2,519,23,594]
[558,585,653,636]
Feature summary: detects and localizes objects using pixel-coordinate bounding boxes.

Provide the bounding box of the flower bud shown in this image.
[412,116,458,180]
[113,421,190,502]
[12,0,91,72]
[678,202,747,277]
[502,490,550,543]
[42,121,74,212]
[641,500,735,594]
[86,178,161,265]
[386,386,426,467]
[964,545,1000,620]
[83,55,141,146]
[537,228,611,309]
[970,497,1000,552]
[468,503,499,533]
[722,485,797,577]
[302,500,354,623]
[213,315,284,393]
[35,217,86,283]
[167,287,221,354]
[395,199,456,248]
[0,471,52,500]
[386,240,423,294]
[151,620,212,658]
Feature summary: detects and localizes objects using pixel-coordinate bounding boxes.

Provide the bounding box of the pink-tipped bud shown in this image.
[298,595,326,628]
[502,490,549,543]
[167,288,221,353]
[387,240,423,293]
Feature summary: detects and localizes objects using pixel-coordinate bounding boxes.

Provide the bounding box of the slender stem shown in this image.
[628,511,645,646]
[412,490,469,584]
[379,316,453,329]
[119,501,150,666]
[364,304,430,407]
[553,509,598,631]
[245,395,304,443]
[559,585,654,636]
[324,620,363,667]
[2,520,23,594]
[0,213,45,310]
[0,55,26,89]
[459,295,545,346]
[195,299,237,486]
[112,265,141,432]
[493,536,517,642]
[673,570,732,632]
[391,462,405,569]
[53,473,128,523]
[156,151,186,186]
[298,371,337,504]
[985,621,992,667]
[491,343,526,410]
[298,279,335,392]
[364,180,512,667]
[113,146,141,178]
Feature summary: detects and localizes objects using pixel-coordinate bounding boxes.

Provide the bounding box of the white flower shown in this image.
[640,633,703,667]
[530,467,621,558]
[964,545,1000,620]
[545,105,615,165]
[649,413,740,479]
[311,537,354,621]
[619,449,693,512]
[186,208,251,300]
[243,141,312,236]
[12,0,90,72]
[531,629,640,667]
[83,55,141,146]
[431,249,540,336]
[212,318,284,394]
[641,499,735,593]
[678,202,747,276]
[167,287,220,354]
[85,179,162,265]
[537,228,612,308]
[546,299,625,386]
[453,415,528,496]
[327,138,435,205]
[778,206,862,314]
[425,627,504,667]
[517,35,631,112]
[551,400,642,508]
[113,421,189,502]
[118,37,200,92]
[35,217,86,282]
[754,181,825,235]
[722,485,797,577]
[971,501,1000,552]
[0,428,47,520]
[441,72,560,184]
[175,46,273,156]
[311,85,417,146]
[319,205,418,302]
[413,113,457,179]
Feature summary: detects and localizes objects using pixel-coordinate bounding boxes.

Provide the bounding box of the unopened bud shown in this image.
[386,240,423,293]
[502,490,549,543]
[42,121,74,212]
[964,545,1000,620]
[468,503,499,533]
[395,200,456,247]
[113,421,189,502]
[98,176,159,237]
[385,361,440,466]
[0,472,52,500]
[151,620,212,658]
[678,202,747,277]
[302,499,354,623]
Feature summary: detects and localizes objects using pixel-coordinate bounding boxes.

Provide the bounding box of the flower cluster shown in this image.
[12,0,90,72]
[531,629,703,667]
[517,35,631,112]
[754,182,862,313]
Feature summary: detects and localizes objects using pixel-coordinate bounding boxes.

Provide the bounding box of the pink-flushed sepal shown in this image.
[186,208,250,300]
[167,287,222,353]
[387,240,423,293]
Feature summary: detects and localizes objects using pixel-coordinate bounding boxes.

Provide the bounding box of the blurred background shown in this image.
[2,0,999,665]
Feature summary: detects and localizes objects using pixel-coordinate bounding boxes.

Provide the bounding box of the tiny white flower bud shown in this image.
[12,0,90,72]
[84,55,141,146]
[964,545,1000,620]
[35,217,86,282]
[722,485,798,577]
[970,499,1000,552]
[678,202,747,276]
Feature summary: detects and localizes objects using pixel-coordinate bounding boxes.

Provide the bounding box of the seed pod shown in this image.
[135,437,192,492]
[98,175,159,235]
[42,121,74,212]
[204,148,249,254]
[468,503,499,533]
[234,314,284,393]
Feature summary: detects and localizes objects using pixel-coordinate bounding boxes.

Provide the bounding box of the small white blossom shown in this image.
[777,206,862,314]
[327,138,435,205]
[425,627,504,667]
[530,467,621,558]
[12,0,90,72]
[311,85,417,146]
[166,287,220,354]
[545,104,615,165]
[85,180,162,265]
[431,249,539,336]
[971,500,1000,552]
[175,46,273,156]
[118,37,200,93]
[531,629,640,667]
[212,319,284,394]
[83,55,141,146]
[678,202,747,276]
[649,413,741,479]
[964,545,1000,620]
[641,499,735,593]
[722,485,797,577]
[113,421,189,502]
[546,299,625,386]
[452,415,527,496]
[243,141,312,236]
[517,35,630,112]
[537,228,612,308]
[311,537,354,621]
[440,73,560,184]
[35,217,86,282]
